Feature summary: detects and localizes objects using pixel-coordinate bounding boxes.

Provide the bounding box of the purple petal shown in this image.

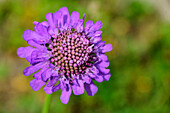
[33,67,48,79]
[89,31,102,43]
[59,7,70,17]
[27,40,46,50]
[46,13,55,29]
[98,67,110,74]
[95,74,103,82]
[88,72,96,78]
[26,56,31,62]
[49,66,59,77]
[90,66,99,75]
[34,23,50,39]
[94,41,105,49]
[94,31,102,36]
[33,21,38,25]
[90,66,104,82]
[96,61,109,68]
[48,28,59,38]
[52,83,60,92]
[83,75,91,84]
[70,79,77,86]
[59,7,70,26]
[85,20,93,34]
[91,36,102,43]
[84,81,98,96]
[102,44,113,53]
[31,50,49,59]
[54,11,63,27]
[17,46,36,58]
[41,68,52,82]
[70,11,80,27]
[88,31,102,37]
[31,52,44,65]
[23,62,47,76]
[104,73,111,81]
[30,50,51,65]
[60,84,72,104]
[30,79,46,91]
[33,21,49,27]
[89,21,102,33]
[23,30,47,44]
[72,80,84,95]
[41,21,49,27]
[59,80,66,91]
[43,85,53,94]
[75,19,84,32]
[46,77,59,87]
[98,54,108,61]
[75,14,85,32]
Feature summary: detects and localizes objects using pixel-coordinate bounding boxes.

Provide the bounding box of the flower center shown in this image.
[49,29,96,78]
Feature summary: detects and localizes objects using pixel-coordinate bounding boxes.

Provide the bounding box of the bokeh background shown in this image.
[0,0,170,113]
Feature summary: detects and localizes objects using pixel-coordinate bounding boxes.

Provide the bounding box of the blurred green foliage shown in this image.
[0,0,170,113]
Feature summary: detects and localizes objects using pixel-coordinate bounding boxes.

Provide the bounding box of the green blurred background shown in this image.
[0,0,170,113]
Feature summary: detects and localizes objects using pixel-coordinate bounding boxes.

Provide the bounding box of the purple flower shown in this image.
[17,7,112,104]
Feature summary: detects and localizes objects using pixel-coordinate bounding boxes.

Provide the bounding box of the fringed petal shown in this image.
[17,46,36,58]
[72,79,84,95]
[70,11,80,27]
[45,13,55,29]
[84,81,98,96]
[59,7,70,26]
[30,79,46,91]
[60,84,72,104]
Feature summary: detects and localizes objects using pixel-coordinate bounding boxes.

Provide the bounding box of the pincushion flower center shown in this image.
[50,29,95,78]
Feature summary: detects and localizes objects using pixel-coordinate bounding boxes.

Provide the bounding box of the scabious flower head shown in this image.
[17,7,112,104]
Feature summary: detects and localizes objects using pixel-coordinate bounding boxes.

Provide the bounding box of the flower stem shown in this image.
[42,94,52,113]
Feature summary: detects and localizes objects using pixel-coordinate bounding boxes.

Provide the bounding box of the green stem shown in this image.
[42,94,52,113]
